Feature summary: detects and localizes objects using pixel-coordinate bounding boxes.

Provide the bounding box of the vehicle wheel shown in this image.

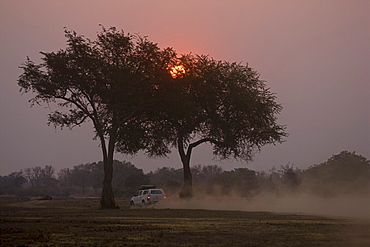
[142,200,146,206]
[130,201,134,207]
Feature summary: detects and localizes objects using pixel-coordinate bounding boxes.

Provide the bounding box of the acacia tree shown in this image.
[152,55,287,197]
[18,27,176,208]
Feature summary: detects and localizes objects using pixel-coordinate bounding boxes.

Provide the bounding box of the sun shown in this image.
[169,65,186,78]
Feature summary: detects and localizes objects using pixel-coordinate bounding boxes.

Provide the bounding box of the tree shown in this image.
[112,160,149,197]
[191,165,223,194]
[303,151,370,196]
[70,164,91,195]
[57,168,72,187]
[18,27,176,208]
[210,168,259,197]
[24,166,42,187]
[39,165,57,188]
[147,167,183,194]
[87,162,104,195]
[151,55,287,197]
[0,172,26,188]
[278,164,301,191]
[23,165,57,188]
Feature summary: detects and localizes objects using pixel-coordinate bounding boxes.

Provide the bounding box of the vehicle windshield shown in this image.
[150,190,163,194]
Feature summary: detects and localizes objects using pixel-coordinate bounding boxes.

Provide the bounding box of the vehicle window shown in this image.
[150,190,163,194]
[135,191,139,196]
[139,191,144,195]
[143,190,148,195]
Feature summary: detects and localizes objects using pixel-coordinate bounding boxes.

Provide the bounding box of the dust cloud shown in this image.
[155,152,370,220]
[156,194,370,220]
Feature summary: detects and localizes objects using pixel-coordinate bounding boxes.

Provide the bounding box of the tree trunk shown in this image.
[99,127,118,209]
[100,152,118,208]
[100,168,116,208]
[178,134,193,198]
[178,137,214,198]
[179,156,193,198]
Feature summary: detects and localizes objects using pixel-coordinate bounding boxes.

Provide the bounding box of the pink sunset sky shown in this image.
[0,0,369,175]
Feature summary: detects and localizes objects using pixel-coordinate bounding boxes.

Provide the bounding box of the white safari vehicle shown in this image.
[130,185,166,207]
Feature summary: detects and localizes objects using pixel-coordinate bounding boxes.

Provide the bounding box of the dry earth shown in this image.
[1,197,370,246]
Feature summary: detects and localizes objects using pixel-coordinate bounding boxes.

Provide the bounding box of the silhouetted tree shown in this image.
[40,165,57,188]
[18,27,177,208]
[191,165,223,193]
[0,172,26,188]
[150,55,287,197]
[147,167,183,193]
[70,164,91,195]
[255,171,276,194]
[212,168,259,197]
[278,164,301,191]
[88,163,104,195]
[57,168,72,187]
[24,166,42,187]
[303,151,370,196]
[111,160,149,197]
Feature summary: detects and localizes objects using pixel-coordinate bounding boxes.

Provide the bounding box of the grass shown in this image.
[0,197,369,246]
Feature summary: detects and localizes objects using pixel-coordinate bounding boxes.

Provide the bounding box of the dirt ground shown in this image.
[1,197,370,246]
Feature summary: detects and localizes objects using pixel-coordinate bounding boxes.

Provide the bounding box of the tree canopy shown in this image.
[18,27,177,208]
[303,151,370,196]
[147,54,287,197]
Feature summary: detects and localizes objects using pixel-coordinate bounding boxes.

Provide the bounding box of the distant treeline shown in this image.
[1,151,369,198]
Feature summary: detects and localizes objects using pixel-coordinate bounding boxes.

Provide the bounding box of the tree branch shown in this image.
[186,138,224,157]
[69,115,89,129]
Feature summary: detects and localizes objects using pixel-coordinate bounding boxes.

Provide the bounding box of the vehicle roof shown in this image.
[139,185,156,190]
[139,188,164,191]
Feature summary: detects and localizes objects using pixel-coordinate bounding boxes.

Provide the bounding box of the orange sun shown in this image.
[169,65,186,78]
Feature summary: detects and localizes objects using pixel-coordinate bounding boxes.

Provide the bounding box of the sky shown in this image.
[0,0,369,175]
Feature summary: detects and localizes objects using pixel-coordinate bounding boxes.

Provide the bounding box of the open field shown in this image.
[1,197,370,246]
